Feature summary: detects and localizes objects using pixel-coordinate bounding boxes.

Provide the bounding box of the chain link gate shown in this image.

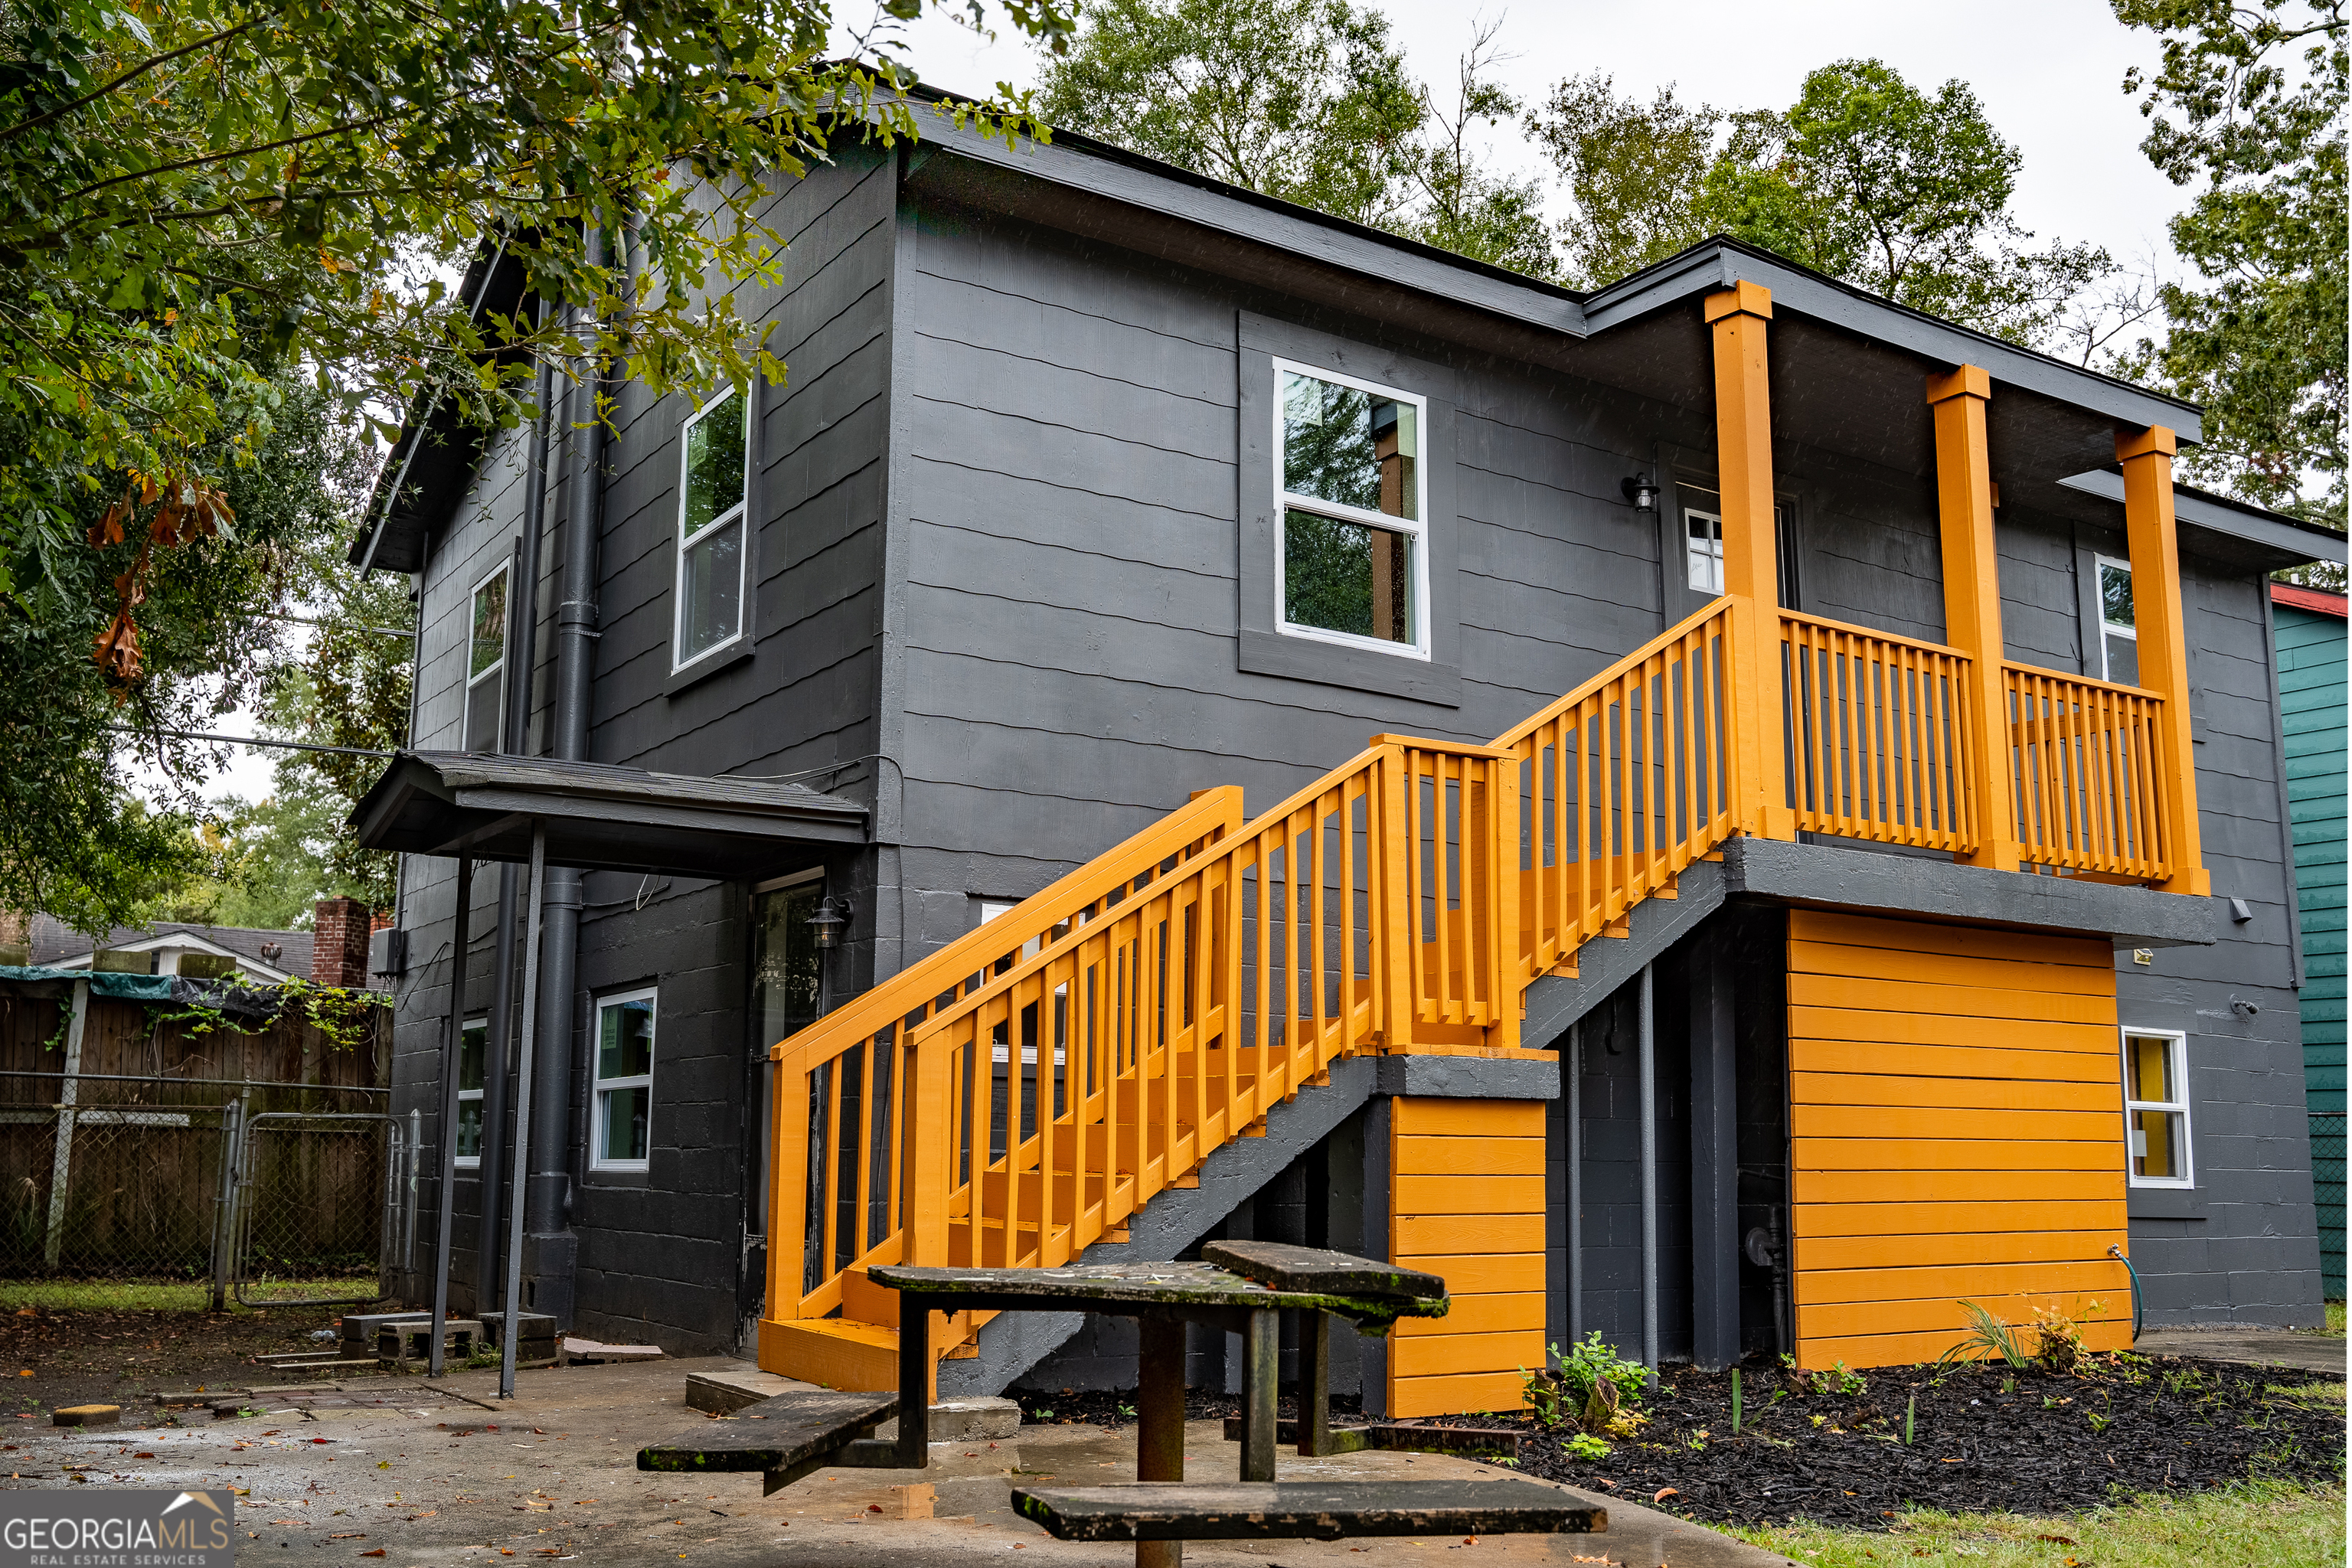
[221,1105,407,1308]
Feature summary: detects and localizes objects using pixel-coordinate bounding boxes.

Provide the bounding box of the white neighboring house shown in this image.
[29,916,310,984]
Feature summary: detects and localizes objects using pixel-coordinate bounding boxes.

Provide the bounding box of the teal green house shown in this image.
[2275,580,2347,1299]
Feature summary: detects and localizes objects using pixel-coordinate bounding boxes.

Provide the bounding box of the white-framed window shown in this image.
[1685,506,1725,594]
[1272,360,1430,660]
[592,988,658,1172]
[2122,1027,2192,1187]
[672,388,750,672]
[454,1017,488,1168]
[464,562,509,751]
[2096,555,2138,685]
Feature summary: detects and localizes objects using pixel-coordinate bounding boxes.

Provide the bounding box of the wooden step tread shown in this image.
[1010,1479,1603,1541]
[637,1390,897,1475]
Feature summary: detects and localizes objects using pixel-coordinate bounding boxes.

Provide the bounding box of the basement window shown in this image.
[1274,362,1429,659]
[2122,1027,2191,1187]
[593,988,658,1173]
[454,1018,487,1168]
[673,388,749,672]
[464,563,508,752]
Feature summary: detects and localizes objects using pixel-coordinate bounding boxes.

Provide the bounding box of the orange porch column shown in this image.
[1926,366,2022,871]
[1705,281,1794,839]
[2115,427,2211,893]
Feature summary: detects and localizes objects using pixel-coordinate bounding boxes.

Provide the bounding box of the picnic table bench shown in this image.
[638,1239,1600,1562]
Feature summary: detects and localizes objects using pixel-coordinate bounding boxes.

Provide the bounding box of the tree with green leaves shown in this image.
[1702,60,2112,345]
[1035,0,1423,227]
[1527,74,1720,288]
[1034,0,1547,273]
[0,0,1073,932]
[2112,0,2346,537]
[1394,21,1553,279]
[1529,60,2110,348]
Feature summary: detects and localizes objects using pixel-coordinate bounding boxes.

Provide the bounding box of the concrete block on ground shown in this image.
[874,1396,1021,1444]
[684,1364,822,1414]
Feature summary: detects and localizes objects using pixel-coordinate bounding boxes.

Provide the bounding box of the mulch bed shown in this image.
[1014,1354,2344,1530]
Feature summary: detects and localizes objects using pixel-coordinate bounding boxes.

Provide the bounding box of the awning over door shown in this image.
[350,751,867,878]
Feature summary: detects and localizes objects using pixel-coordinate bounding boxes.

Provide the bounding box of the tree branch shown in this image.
[0,17,259,145]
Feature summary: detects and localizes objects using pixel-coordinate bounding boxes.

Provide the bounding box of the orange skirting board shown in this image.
[1387,1095,1547,1417]
[1785,910,2133,1370]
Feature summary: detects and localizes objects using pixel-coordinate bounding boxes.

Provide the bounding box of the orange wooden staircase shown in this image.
[758,592,2182,1392]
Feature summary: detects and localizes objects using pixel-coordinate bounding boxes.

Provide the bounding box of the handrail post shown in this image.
[907,1031,951,1264]
[1374,744,1416,1052]
[1926,365,2022,872]
[1488,748,1522,1050]
[1705,282,1793,839]
[2116,426,2210,893]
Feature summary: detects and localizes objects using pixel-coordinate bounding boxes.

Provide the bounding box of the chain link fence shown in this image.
[0,1070,392,1288]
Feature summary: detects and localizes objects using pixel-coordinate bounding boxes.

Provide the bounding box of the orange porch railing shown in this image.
[2004,664,2174,880]
[1779,609,1980,856]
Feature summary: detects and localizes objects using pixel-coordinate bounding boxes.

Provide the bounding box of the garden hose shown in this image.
[2109,1243,2143,1341]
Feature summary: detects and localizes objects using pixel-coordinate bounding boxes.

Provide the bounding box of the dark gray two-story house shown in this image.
[352,106,2341,1417]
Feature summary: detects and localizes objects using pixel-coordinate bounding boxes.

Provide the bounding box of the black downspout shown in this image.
[523,227,606,1328]
[474,322,558,1316]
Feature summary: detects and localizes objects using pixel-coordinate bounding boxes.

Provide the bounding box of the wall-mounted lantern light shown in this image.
[807,895,854,952]
[1621,475,1659,520]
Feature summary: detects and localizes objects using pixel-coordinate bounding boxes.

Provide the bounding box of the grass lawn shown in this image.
[2324,1300,2345,1335]
[0,1279,381,1313]
[1728,1478,2347,1567]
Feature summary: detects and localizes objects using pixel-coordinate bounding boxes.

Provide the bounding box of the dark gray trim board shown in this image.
[2058,470,2344,568]
[1720,836,2222,949]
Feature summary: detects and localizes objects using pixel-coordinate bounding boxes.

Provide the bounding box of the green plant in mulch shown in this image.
[1522,1331,1653,1444]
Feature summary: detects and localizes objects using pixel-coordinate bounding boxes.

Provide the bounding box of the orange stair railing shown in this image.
[759,592,2184,1383]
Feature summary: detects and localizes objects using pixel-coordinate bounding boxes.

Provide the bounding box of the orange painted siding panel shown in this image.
[1387,1097,1546,1418]
[1786,910,2132,1370]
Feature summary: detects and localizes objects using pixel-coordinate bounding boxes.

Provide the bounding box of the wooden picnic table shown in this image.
[641,1242,1599,1563]
[871,1242,1598,1563]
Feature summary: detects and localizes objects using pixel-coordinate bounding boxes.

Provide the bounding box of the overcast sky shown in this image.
[892,0,2189,278]
[180,0,2190,812]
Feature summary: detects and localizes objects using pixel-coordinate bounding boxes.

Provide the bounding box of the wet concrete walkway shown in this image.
[2135,1326,2347,1376]
[0,1357,1801,1568]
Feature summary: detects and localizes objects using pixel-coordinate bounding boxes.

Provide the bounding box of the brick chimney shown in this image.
[311,897,373,988]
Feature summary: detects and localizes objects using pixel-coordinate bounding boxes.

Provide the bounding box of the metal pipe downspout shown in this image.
[475,856,517,1313]
[501,825,547,1400]
[1566,1021,1582,1347]
[430,853,474,1376]
[524,227,607,1279]
[1638,964,1658,1376]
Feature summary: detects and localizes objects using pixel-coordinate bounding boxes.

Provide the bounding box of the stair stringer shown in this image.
[936,1054,1380,1398]
[1520,855,1729,1049]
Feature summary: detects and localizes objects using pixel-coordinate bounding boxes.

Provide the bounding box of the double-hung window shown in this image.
[2096,556,2138,684]
[673,389,749,671]
[2122,1027,2192,1186]
[593,988,658,1172]
[1274,362,1429,658]
[454,1018,488,1167]
[465,564,509,751]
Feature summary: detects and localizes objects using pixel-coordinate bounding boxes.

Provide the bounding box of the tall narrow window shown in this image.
[465,564,509,751]
[1685,507,1725,594]
[2096,556,2138,684]
[593,988,657,1172]
[454,1018,488,1168]
[2122,1027,2191,1187]
[1275,362,1429,658]
[674,390,749,671]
